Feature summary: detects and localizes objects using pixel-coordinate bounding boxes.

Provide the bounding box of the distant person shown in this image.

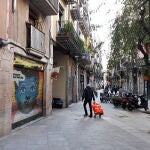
[119,87,123,97]
[114,86,118,94]
[82,84,95,118]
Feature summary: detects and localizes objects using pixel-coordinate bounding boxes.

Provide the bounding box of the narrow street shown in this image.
[1,0,150,147]
[0,93,150,150]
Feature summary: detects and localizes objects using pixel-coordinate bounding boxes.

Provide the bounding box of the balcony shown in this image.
[30,0,58,16]
[85,65,93,74]
[26,24,45,58]
[79,53,91,66]
[70,6,81,20]
[79,17,89,36]
[56,21,82,56]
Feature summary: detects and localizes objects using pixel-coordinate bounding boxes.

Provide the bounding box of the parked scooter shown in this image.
[100,92,110,103]
[126,95,139,111]
[127,94,148,111]
[112,95,122,107]
[138,95,148,111]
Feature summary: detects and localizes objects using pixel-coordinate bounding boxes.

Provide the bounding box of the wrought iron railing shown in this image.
[56,20,81,48]
[79,17,90,35]
[70,6,81,20]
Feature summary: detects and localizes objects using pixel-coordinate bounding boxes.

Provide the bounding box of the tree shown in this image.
[108,0,150,69]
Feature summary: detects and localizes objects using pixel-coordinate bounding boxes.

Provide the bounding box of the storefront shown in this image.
[144,77,150,99]
[12,56,44,128]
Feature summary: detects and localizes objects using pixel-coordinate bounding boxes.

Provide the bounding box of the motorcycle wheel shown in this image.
[113,102,116,107]
[144,107,147,111]
[122,103,126,109]
[127,105,133,111]
[144,102,148,111]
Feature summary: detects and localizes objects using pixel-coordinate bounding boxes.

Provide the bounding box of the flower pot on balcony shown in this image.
[57,21,74,36]
[64,21,74,33]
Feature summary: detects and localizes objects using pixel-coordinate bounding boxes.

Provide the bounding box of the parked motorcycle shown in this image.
[121,98,129,110]
[126,94,148,111]
[138,95,148,111]
[126,95,139,111]
[100,93,110,103]
[112,96,122,107]
[121,93,132,110]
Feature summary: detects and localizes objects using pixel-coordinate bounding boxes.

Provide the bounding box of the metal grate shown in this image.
[70,7,81,20]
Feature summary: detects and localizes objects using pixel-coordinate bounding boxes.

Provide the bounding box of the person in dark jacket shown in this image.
[82,84,95,118]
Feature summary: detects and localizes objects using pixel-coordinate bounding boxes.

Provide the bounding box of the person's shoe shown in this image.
[88,115,93,118]
[84,114,88,117]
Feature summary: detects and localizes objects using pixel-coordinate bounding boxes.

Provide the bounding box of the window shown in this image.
[26,9,45,55]
[29,9,38,27]
[58,4,64,27]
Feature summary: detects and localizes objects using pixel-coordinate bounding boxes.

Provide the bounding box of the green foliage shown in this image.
[64,21,75,33]
[79,38,85,52]
[108,0,150,70]
[87,42,103,55]
[86,48,93,54]
[141,66,150,77]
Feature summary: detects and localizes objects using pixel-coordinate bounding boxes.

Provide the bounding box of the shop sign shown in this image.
[51,67,60,80]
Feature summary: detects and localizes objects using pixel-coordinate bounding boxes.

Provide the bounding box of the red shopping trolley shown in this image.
[92,102,104,118]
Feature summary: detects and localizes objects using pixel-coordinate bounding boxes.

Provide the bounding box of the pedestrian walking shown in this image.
[82,84,95,118]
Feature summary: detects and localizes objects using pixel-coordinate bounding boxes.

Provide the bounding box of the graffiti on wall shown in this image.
[12,67,44,123]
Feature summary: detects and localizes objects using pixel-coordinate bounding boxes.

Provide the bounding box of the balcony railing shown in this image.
[70,6,81,20]
[79,53,91,66]
[30,0,58,16]
[79,17,90,36]
[56,21,82,56]
[26,24,45,57]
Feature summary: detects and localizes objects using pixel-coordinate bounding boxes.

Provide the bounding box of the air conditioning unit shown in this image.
[26,24,45,57]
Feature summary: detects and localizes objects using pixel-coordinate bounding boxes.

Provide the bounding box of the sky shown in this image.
[88,0,124,71]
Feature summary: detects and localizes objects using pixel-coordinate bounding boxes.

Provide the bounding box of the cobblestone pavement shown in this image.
[0,95,150,150]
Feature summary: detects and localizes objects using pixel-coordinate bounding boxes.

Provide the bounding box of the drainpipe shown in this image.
[77,61,79,102]
[75,56,79,102]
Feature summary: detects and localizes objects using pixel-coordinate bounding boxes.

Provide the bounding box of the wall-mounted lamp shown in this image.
[75,55,79,102]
